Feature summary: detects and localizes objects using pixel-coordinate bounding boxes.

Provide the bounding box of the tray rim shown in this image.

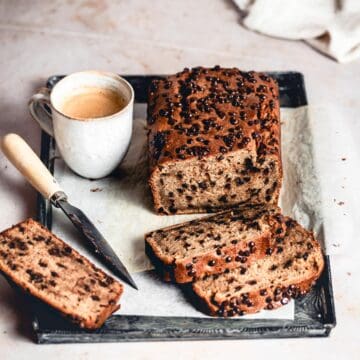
[32,72,336,343]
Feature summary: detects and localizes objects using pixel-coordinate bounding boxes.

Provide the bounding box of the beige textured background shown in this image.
[0,1,359,359]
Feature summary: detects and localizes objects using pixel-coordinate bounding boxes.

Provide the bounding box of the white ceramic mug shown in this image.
[29,71,134,179]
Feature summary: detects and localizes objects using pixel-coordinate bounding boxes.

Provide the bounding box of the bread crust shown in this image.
[0,218,123,330]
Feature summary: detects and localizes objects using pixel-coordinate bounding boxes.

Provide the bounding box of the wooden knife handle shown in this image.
[1,133,63,199]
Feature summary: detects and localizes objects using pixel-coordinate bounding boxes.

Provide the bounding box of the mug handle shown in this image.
[28,87,54,137]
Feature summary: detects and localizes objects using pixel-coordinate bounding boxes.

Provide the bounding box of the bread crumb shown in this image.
[337,201,345,206]
[332,243,340,248]
[347,272,351,276]
[341,157,346,161]
[90,188,103,192]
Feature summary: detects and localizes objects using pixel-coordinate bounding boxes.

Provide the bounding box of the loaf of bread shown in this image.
[145,206,281,283]
[191,216,324,317]
[0,218,123,329]
[147,66,282,214]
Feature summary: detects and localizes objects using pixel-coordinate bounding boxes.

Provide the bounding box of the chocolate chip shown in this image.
[274,288,281,296]
[38,260,47,268]
[276,237,283,244]
[187,268,196,276]
[281,297,289,305]
[285,219,295,228]
[64,246,72,254]
[169,206,177,214]
[198,181,208,190]
[26,269,43,283]
[48,247,61,257]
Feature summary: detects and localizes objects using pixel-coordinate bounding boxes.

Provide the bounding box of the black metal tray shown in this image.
[33,72,336,343]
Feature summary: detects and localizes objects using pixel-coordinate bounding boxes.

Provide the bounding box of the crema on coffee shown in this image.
[60,87,125,120]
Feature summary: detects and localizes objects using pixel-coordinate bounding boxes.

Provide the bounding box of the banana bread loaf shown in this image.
[147,66,282,214]
[145,205,281,283]
[0,218,123,329]
[191,216,324,317]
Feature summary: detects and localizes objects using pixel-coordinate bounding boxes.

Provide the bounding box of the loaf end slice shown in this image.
[145,205,281,283]
[0,219,123,329]
[192,217,324,317]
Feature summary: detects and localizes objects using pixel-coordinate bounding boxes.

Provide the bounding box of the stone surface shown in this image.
[0,0,359,359]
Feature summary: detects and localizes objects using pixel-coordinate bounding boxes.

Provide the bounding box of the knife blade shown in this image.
[1,133,138,290]
[52,191,138,290]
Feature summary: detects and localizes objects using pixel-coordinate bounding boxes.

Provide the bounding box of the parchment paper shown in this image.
[51,104,323,320]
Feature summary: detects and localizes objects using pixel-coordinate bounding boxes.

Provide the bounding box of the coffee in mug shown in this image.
[28,71,134,179]
[60,87,126,120]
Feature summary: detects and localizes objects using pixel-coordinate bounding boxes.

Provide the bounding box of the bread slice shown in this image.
[147,67,282,215]
[191,217,324,317]
[0,218,123,329]
[145,206,282,283]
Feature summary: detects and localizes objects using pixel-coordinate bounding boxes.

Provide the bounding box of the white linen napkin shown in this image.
[234,0,360,63]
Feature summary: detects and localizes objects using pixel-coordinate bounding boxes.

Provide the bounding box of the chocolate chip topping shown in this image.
[148,67,280,166]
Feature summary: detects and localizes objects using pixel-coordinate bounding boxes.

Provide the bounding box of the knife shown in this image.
[1,133,138,290]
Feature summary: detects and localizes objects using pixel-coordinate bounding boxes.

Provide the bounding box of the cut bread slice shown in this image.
[191,217,324,317]
[145,206,282,283]
[0,218,123,329]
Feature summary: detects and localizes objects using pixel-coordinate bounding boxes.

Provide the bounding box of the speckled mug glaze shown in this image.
[29,71,134,179]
